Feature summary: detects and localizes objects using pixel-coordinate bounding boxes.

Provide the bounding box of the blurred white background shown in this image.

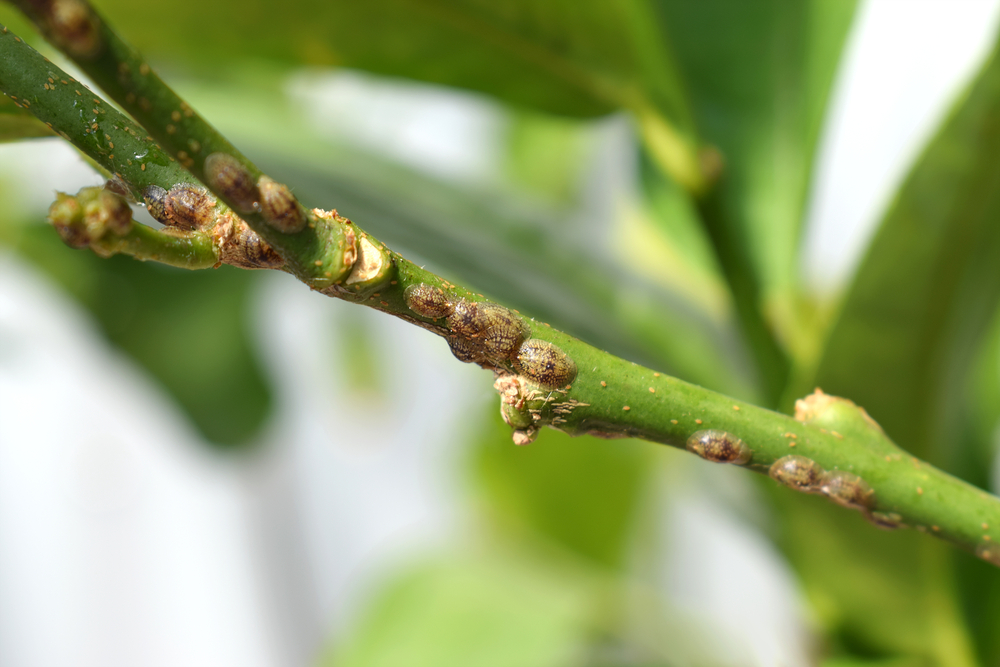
[2,1,1000,665]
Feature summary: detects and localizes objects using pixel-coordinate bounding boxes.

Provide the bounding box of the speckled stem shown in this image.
[4,16,1000,567]
[6,0,352,288]
[0,25,198,198]
[90,220,218,268]
[47,186,219,268]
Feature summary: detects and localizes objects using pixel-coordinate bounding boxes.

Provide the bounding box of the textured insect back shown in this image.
[513,339,577,389]
[143,183,215,230]
[163,183,215,230]
[204,152,258,213]
[143,185,168,224]
[446,299,485,338]
[214,218,284,270]
[769,455,826,493]
[477,303,528,364]
[686,430,752,465]
[404,283,454,319]
[821,470,876,512]
[257,175,305,233]
[447,336,486,364]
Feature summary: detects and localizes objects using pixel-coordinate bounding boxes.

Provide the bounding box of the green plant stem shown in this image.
[6,0,366,290]
[90,218,218,268]
[0,25,197,197]
[4,17,1000,567]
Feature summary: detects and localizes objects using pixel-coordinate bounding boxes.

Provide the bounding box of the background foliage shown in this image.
[3,1,1000,665]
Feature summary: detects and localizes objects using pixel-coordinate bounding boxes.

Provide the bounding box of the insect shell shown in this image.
[404,283,454,319]
[204,152,258,213]
[513,339,577,389]
[447,335,486,364]
[446,299,528,364]
[257,175,305,233]
[769,455,825,493]
[686,430,752,465]
[143,183,215,230]
[820,470,875,512]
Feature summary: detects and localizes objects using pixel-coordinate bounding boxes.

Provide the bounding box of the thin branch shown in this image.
[3,14,1000,567]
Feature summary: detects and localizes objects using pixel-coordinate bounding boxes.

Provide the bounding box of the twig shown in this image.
[3,13,1000,567]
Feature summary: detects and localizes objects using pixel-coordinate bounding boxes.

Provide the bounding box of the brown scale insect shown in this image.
[257,175,305,233]
[216,220,284,270]
[447,300,527,363]
[769,455,826,493]
[204,153,258,213]
[869,511,904,530]
[143,183,215,230]
[686,429,752,465]
[404,284,454,319]
[447,299,486,338]
[48,0,101,58]
[477,304,528,363]
[820,470,875,512]
[447,335,486,364]
[513,339,577,389]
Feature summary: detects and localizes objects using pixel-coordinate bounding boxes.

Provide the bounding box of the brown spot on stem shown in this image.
[769,455,825,493]
[686,430,752,465]
[257,176,304,233]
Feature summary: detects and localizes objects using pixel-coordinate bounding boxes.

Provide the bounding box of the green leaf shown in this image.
[89,0,683,117]
[785,34,1000,667]
[324,554,594,667]
[775,493,977,667]
[84,0,704,189]
[650,0,859,401]
[171,71,754,396]
[472,407,651,570]
[813,39,1000,470]
[12,226,271,447]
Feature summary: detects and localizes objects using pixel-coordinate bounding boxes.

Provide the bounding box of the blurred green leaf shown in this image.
[82,0,709,189]
[92,0,690,122]
[472,407,651,571]
[172,72,754,396]
[779,31,1000,667]
[776,491,976,667]
[813,39,1000,470]
[650,0,858,402]
[11,225,271,447]
[952,310,1000,666]
[502,111,590,205]
[325,553,594,667]
[0,94,55,142]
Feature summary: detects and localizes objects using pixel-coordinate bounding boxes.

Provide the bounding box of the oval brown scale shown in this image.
[513,339,577,389]
[769,455,826,493]
[163,184,215,230]
[258,175,304,233]
[404,284,453,319]
[204,153,258,213]
[821,470,875,512]
[143,185,168,224]
[447,335,485,364]
[218,220,284,270]
[478,304,528,362]
[447,299,485,338]
[686,429,752,465]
